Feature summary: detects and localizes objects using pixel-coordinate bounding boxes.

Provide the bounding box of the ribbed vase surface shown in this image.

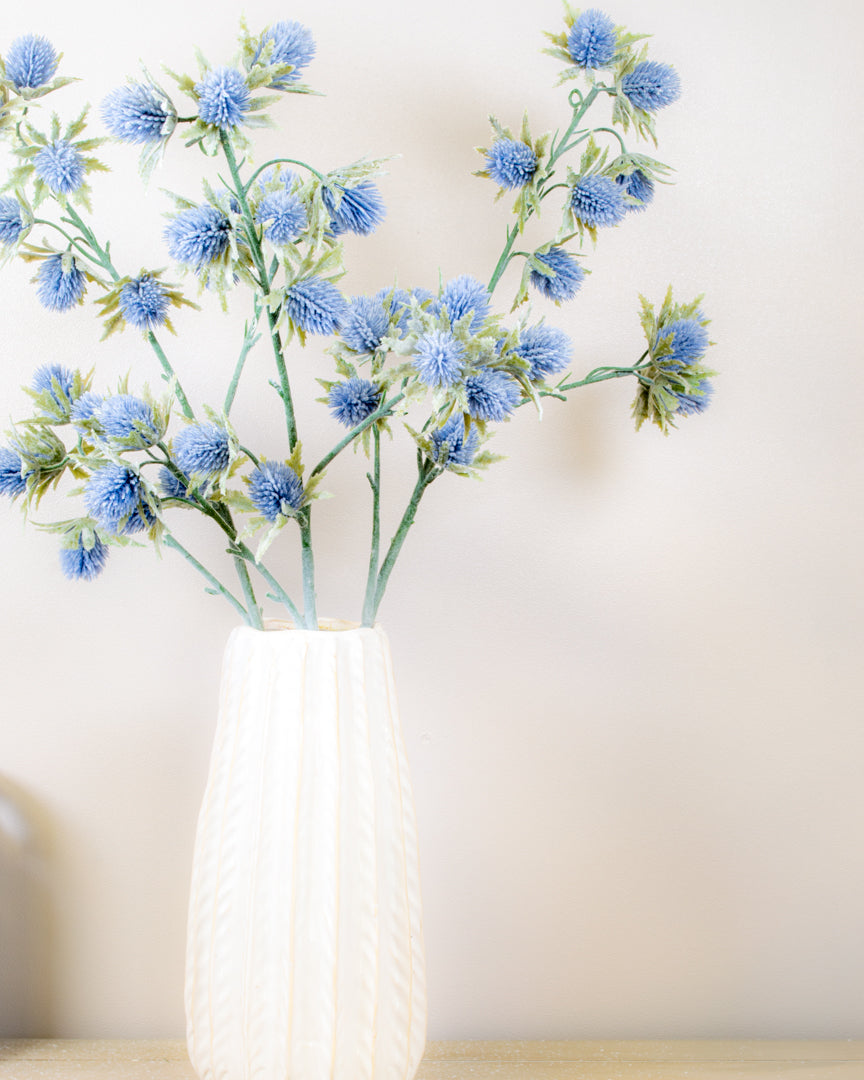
[185,619,426,1080]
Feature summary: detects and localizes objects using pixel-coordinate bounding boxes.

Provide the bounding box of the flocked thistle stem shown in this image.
[224,299,262,415]
[162,533,250,622]
[361,423,382,627]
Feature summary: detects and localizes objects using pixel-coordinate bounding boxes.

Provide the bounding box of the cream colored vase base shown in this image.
[185,620,426,1080]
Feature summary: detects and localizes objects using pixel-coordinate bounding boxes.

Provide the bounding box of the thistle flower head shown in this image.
[121,502,155,535]
[465,368,521,422]
[159,466,188,499]
[35,253,86,311]
[173,422,230,478]
[4,34,58,89]
[515,324,573,381]
[436,274,491,333]
[118,274,170,331]
[60,533,108,581]
[195,66,251,129]
[486,139,537,189]
[430,414,479,469]
[322,181,385,236]
[672,380,714,416]
[84,464,142,530]
[248,461,304,521]
[0,448,28,498]
[376,286,432,337]
[529,247,585,303]
[284,276,347,335]
[616,169,654,212]
[621,61,681,112]
[567,9,617,69]
[341,295,390,353]
[256,21,316,86]
[31,364,76,416]
[0,196,25,245]
[655,318,709,369]
[255,189,307,245]
[98,394,160,447]
[413,329,466,388]
[101,83,172,143]
[34,140,85,195]
[328,378,381,428]
[70,391,102,431]
[570,175,627,228]
[164,205,231,269]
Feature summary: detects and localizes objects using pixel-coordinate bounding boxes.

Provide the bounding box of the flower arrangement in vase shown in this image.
[0,6,715,1079]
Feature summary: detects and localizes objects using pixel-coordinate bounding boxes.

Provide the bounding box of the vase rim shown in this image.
[258,617,368,633]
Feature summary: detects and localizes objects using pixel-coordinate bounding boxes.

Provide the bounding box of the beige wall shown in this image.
[1,0,862,1039]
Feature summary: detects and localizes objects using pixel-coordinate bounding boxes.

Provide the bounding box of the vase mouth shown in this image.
[261,617,364,633]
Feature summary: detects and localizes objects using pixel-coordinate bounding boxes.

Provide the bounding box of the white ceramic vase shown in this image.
[185,619,426,1080]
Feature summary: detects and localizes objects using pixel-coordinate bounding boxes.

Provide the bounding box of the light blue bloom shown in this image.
[529,247,585,302]
[101,84,171,143]
[436,275,491,333]
[465,368,521,422]
[119,274,169,330]
[430,414,479,469]
[256,189,307,244]
[60,534,108,581]
[621,61,681,112]
[413,329,466,388]
[515,324,572,381]
[195,67,251,129]
[32,363,75,404]
[70,391,102,431]
[248,461,304,521]
[375,286,432,337]
[341,295,390,352]
[328,378,381,427]
[121,503,155,535]
[656,318,709,369]
[570,175,627,228]
[486,139,537,189]
[84,464,142,530]
[4,34,58,89]
[35,254,86,311]
[159,466,188,499]
[165,205,231,269]
[0,197,25,245]
[673,380,714,415]
[173,423,230,477]
[567,9,617,69]
[322,182,385,236]
[616,169,654,211]
[284,276,347,335]
[256,21,316,86]
[0,448,27,498]
[34,140,85,195]
[98,395,160,446]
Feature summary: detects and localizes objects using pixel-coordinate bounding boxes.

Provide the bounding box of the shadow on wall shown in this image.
[0,776,54,1038]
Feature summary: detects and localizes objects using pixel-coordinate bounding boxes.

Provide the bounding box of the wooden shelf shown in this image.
[1,1040,863,1079]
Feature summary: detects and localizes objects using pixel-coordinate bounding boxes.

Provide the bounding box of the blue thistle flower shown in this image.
[34,140,85,195]
[70,391,102,431]
[173,423,230,478]
[121,502,155,535]
[413,329,466,388]
[35,254,86,311]
[98,395,160,446]
[118,274,169,331]
[256,189,307,245]
[256,21,316,86]
[0,197,25,245]
[32,363,75,402]
[284,276,347,335]
[430,415,480,469]
[515,324,573,381]
[4,34,58,89]
[567,9,617,69]
[616,169,655,212]
[322,182,385,236]
[60,534,108,581]
[159,466,188,499]
[436,275,491,333]
[656,318,709,369]
[328,378,381,428]
[101,84,171,143]
[195,67,251,129]
[375,286,432,337]
[465,368,521,422]
[341,295,390,353]
[248,461,304,521]
[165,205,231,269]
[672,380,714,416]
[529,247,585,302]
[84,464,142,530]
[570,175,627,228]
[486,139,537,189]
[621,61,681,112]
[0,448,27,498]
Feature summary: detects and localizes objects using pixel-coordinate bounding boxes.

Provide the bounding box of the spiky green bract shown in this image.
[0,447,28,497]
[60,530,108,581]
[94,270,196,338]
[4,35,58,90]
[9,110,108,210]
[632,288,716,433]
[475,115,550,233]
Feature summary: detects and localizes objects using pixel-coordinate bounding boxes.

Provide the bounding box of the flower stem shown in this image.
[298,508,318,629]
[310,391,405,478]
[224,300,262,415]
[233,554,263,629]
[162,533,250,622]
[243,157,327,194]
[234,545,303,625]
[361,424,381,626]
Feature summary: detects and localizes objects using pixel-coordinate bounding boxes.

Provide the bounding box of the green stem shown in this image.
[162,533,250,622]
[224,301,263,416]
[310,391,405,478]
[243,157,327,194]
[299,509,318,629]
[361,425,381,626]
[591,126,628,156]
[233,555,263,629]
[235,545,303,625]
[148,332,194,419]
